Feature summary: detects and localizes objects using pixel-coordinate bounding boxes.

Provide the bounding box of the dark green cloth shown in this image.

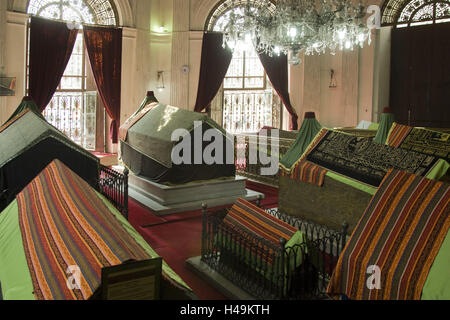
[373,112,395,144]
[3,98,44,125]
[124,104,227,168]
[280,118,322,169]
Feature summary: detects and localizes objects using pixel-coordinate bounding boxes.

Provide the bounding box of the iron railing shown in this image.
[98,165,129,220]
[200,204,348,300]
[235,133,295,187]
[0,166,129,215]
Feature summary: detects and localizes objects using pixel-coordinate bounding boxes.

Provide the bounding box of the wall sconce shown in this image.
[329,69,337,88]
[0,77,16,96]
[155,26,169,34]
[157,71,165,92]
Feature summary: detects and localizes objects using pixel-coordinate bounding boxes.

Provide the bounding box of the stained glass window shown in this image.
[382,0,450,26]
[206,0,275,32]
[208,0,281,134]
[28,0,116,26]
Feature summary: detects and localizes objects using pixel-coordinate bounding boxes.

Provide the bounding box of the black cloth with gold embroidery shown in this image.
[306,130,439,187]
[387,123,450,162]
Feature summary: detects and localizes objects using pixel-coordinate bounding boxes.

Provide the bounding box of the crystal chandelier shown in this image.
[221,4,258,52]
[219,0,371,65]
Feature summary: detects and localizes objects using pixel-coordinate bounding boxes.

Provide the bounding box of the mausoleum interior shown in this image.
[0,0,449,301]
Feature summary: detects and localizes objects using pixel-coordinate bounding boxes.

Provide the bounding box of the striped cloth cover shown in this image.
[386,122,413,147]
[223,198,297,246]
[17,159,150,300]
[281,160,328,186]
[280,128,329,187]
[327,169,450,300]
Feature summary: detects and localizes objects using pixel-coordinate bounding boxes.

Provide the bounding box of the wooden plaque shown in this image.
[100,258,162,300]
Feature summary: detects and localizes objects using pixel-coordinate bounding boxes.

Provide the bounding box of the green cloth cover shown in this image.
[373,112,395,144]
[280,118,322,170]
[421,230,450,300]
[0,192,190,300]
[0,110,97,168]
[125,104,226,168]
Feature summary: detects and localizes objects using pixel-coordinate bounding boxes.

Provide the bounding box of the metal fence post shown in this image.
[256,194,262,208]
[341,221,349,252]
[201,203,208,261]
[123,168,129,221]
[279,237,286,299]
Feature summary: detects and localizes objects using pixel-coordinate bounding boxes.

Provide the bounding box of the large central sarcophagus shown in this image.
[119,93,235,185]
[119,93,262,215]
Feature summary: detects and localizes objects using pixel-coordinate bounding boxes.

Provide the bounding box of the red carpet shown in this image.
[127,179,278,300]
[128,203,227,300]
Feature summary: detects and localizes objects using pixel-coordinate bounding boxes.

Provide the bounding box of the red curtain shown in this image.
[194,32,233,113]
[28,17,78,112]
[258,52,299,130]
[84,26,122,144]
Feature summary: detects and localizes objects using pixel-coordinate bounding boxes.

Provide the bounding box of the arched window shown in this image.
[28,0,117,26]
[207,0,282,134]
[206,0,276,32]
[382,0,450,27]
[27,0,117,150]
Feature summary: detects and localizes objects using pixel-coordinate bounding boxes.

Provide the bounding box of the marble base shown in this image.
[129,174,264,216]
[185,256,256,300]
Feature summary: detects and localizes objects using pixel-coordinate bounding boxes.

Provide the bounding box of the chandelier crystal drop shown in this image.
[218,0,372,65]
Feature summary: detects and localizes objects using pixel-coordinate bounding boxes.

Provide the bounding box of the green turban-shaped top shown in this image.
[373,107,395,145]
[280,112,322,170]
